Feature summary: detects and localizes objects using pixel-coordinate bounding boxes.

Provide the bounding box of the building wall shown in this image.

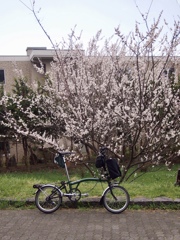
[0,58,29,93]
[0,48,54,165]
[0,57,49,93]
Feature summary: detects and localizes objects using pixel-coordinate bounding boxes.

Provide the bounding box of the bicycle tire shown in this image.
[35,185,62,214]
[103,185,130,214]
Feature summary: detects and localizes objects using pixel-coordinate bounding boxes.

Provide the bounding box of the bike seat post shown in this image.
[61,155,70,182]
[58,151,74,183]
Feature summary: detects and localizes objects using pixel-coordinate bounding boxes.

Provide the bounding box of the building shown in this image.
[0,47,57,166]
[0,47,56,93]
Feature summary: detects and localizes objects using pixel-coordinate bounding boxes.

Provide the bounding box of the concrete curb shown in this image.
[1,197,180,208]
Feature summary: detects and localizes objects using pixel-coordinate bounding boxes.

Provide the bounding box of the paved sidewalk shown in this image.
[0,209,179,240]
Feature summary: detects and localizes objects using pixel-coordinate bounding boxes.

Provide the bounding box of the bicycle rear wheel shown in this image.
[103,185,130,214]
[35,185,62,213]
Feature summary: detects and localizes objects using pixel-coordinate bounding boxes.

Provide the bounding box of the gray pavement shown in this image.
[0,209,179,240]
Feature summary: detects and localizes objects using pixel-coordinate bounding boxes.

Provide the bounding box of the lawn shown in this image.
[123,164,180,200]
[0,164,179,202]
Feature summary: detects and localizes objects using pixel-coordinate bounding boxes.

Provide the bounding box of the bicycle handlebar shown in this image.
[99,147,108,155]
[58,151,75,156]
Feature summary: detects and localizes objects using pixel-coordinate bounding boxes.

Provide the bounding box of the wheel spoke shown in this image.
[103,186,130,214]
[35,185,62,213]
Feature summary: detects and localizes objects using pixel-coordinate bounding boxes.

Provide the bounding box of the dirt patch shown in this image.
[0,162,59,173]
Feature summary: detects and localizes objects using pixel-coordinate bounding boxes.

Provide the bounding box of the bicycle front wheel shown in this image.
[35,185,62,214]
[103,185,130,214]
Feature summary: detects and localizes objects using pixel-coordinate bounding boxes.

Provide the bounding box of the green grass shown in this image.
[0,169,67,201]
[0,164,179,204]
[123,164,180,200]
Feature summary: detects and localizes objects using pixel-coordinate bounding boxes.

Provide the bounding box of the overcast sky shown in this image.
[0,0,180,55]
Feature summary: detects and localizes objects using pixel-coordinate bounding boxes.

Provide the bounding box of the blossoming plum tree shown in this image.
[0,1,180,179]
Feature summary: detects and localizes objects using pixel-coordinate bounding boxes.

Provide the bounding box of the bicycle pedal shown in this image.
[33,184,42,189]
[81,193,89,197]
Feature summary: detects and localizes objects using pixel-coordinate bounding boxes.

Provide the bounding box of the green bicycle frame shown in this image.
[68,177,108,190]
[63,156,109,192]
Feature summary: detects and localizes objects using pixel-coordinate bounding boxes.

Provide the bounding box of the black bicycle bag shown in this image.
[54,153,65,168]
[95,155,105,168]
[106,158,121,179]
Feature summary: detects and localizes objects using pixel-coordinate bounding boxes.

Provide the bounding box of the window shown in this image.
[0,70,5,84]
[0,142,10,153]
[33,62,46,74]
[163,67,175,82]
